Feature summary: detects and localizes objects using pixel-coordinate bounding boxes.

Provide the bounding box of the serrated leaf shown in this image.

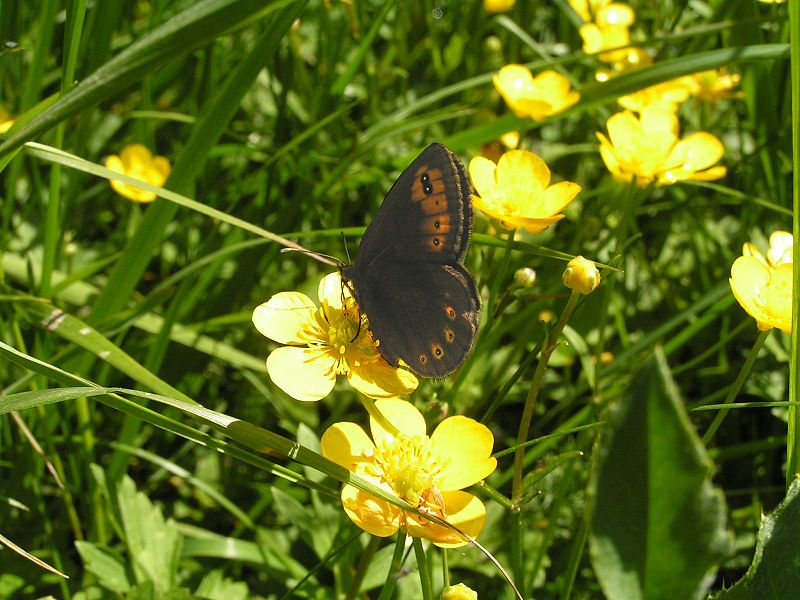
[194,569,249,600]
[713,477,800,599]
[75,541,131,593]
[116,476,182,592]
[589,348,731,600]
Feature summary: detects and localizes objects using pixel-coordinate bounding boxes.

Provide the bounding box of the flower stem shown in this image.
[359,394,400,437]
[378,531,407,600]
[413,536,433,600]
[512,290,581,505]
[702,329,770,445]
[345,535,380,600]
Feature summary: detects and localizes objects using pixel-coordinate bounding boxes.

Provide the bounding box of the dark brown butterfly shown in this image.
[341,143,480,377]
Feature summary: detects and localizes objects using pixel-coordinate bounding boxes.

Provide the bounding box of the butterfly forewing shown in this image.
[342,143,480,378]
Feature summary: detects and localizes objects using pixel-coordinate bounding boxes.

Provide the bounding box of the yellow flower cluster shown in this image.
[106,144,172,203]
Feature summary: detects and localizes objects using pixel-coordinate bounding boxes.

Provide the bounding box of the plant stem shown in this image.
[413,536,433,600]
[702,329,770,445]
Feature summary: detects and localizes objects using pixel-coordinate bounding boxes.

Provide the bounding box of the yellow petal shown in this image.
[405,490,487,548]
[730,255,772,329]
[341,485,401,537]
[318,271,348,309]
[493,65,534,102]
[371,399,427,446]
[665,132,724,172]
[253,292,317,344]
[321,422,375,470]
[120,143,153,165]
[500,213,565,234]
[536,181,582,215]
[348,359,418,399]
[266,346,336,401]
[496,149,550,190]
[768,231,793,266]
[762,263,793,333]
[431,416,497,490]
[468,156,500,198]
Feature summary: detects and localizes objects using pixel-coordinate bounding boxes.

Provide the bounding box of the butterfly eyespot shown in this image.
[419,354,428,364]
[420,173,433,195]
[444,327,455,342]
[433,238,440,247]
[431,344,444,359]
[434,221,440,229]
[445,305,456,320]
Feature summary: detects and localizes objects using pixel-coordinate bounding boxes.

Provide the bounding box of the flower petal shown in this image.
[321,422,375,471]
[253,292,317,344]
[730,255,772,329]
[348,359,418,399]
[497,149,550,190]
[468,156,499,199]
[341,485,401,537]
[536,181,582,215]
[665,132,724,172]
[371,399,427,446]
[431,416,497,490]
[405,490,487,548]
[763,263,793,333]
[266,346,336,401]
[318,271,350,310]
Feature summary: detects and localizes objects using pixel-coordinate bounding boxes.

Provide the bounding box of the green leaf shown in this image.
[116,476,182,592]
[75,541,132,593]
[589,348,731,600]
[194,570,249,600]
[713,477,800,599]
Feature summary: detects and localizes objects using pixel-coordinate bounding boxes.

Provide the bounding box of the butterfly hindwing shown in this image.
[351,261,479,378]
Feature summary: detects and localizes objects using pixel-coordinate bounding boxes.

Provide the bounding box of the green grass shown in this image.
[0,1,798,598]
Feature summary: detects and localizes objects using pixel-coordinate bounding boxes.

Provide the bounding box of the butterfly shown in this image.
[341,143,480,378]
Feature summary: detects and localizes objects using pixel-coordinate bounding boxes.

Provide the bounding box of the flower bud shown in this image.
[441,582,478,600]
[562,255,600,294]
[514,267,537,288]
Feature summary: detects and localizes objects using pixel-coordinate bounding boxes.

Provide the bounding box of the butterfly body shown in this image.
[341,143,480,377]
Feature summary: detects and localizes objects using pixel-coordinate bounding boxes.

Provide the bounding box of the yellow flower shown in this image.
[568,0,612,22]
[595,47,651,81]
[757,0,785,3]
[596,109,726,186]
[685,69,743,102]
[105,144,171,203]
[563,256,600,294]
[252,272,418,402]
[579,4,636,63]
[493,66,580,121]
[441,582,479,600]
[469,150,581,234]
[618,78,693,113]
[321,399,497,548]
[0,107,14,134]
[484,0,515,12]
[730,231,793,333]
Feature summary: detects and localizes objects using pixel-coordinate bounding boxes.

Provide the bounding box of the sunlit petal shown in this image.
[348,359,418,399]
[431,417,497,490]
[405,491,487,548]
[341,485,401,537]
[252,292,317,344]
[266,346,336,401]
[371,399,427,446]
[321,422,375,471]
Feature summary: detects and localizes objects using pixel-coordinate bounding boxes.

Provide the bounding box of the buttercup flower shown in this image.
[105,144,171,203]
[484,0,515,12]
[686,69,742,102]
[253,272,418,401]
[321,399,497,547]
[568,0,612,22]
[597,109,726,186]
[469,149,581,233]
[563,256,600,294]
[618,78,693,113]
[579,3,636,63]
[730,231,793,333]
[493,66,580,121]
[596,47,651,81]
[441,582,479,600]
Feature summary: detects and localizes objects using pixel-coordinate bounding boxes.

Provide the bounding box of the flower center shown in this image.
[376,434,442,507]
[326,303,361,356]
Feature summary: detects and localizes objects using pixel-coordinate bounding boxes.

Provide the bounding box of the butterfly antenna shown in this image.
[280,247,342,267]
[341,230,352,264]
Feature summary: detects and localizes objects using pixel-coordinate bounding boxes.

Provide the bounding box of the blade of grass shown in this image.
[788,0,800,487]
